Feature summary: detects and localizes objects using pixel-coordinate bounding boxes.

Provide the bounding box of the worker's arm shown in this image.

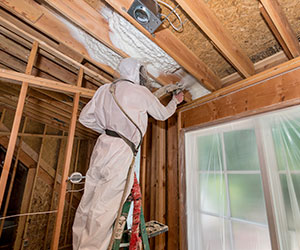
[145,88,184,121]
[79,91,104,134]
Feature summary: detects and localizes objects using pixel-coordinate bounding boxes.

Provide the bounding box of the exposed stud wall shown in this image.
[0,107,91,249]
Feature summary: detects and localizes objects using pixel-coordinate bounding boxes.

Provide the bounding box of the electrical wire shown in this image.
[0,210,57,221]
[156,0,183,32]
[66,188,85,193]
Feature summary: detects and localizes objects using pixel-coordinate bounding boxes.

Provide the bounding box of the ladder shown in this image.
[112,194,168,250]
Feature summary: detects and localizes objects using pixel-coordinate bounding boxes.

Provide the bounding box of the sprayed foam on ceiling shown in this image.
[55,13,122,70]
[100,6,211,99]
[100,6,180,78]
[55,5,211,100]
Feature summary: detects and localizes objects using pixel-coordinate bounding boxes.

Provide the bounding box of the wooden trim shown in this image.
[51,69,82,250]
[102,0,221,91]
[0,68,95,98]
[179,67,300,130]
[255,124,279,250]
[176,0,255,77]
[259,0,300,58]
[178,130,187,250]
[166,114,179,250]
[0,41,38,209]
[179,55,300,114]
[155,121,166,250]
[140,134,147,210]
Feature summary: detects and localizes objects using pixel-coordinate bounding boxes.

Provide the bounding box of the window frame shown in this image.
[180,108,290,250]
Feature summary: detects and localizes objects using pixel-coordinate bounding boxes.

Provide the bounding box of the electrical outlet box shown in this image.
[127,0,162,34]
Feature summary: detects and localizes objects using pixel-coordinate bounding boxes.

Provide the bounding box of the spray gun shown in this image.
[153,78,189,99]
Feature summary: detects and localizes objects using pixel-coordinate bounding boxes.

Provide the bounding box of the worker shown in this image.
[72,58,184,250]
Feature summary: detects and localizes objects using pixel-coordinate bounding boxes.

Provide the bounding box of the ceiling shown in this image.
[0,0,300,134]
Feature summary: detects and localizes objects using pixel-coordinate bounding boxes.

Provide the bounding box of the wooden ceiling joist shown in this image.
[44,0,127,58]
[0,0,116,78]
[0,12,110,85]
[176,0,255,78]
[259,3,293,60]
[259,0,300,59]
[0,33,79,85]
[103,0,222,91]
[0,23,109,87]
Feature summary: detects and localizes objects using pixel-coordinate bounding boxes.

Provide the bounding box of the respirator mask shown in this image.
[139,65,149,87]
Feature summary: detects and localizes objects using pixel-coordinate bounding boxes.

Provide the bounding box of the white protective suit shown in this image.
[72,58,178,250]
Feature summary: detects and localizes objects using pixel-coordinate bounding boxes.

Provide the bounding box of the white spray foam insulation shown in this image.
[54,10,210,100]
[174,69,211,100]
[181,74,211,100]
[55,13,122,70]
[101,7,180,78]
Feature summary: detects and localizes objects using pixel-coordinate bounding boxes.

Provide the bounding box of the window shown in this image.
[185,105,300,250]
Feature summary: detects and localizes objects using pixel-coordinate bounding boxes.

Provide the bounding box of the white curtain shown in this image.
[185,105,300,250]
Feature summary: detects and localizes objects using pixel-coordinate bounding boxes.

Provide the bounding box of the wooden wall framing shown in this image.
[0,35,95,249]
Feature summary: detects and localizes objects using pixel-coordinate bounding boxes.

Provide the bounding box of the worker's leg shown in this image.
[73,136,133,250]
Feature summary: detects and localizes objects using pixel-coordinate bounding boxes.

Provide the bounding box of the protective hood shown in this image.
[118,58,142,84]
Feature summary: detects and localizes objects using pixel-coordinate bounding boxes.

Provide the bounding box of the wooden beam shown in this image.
[176,0,255,78]
[0,0,43,23]
[0,23,102,87]
[0,68,95,98]
[259,3,293,60]
[102,0,221,91]
[140,134,147,210]
[0,1,115,78]
[51,68,83,250]
[0,33,79,85]
[0,14,109,84]
[44,0,127,58]
[259,0,300,58]
[179,64,300,130]
[180,55,300,113]
[167,115,179,250]
[0,41,38,209]
[221,50,289,87]
[155,121,166,250]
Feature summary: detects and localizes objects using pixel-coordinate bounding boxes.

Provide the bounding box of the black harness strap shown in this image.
[105,129,138,156]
